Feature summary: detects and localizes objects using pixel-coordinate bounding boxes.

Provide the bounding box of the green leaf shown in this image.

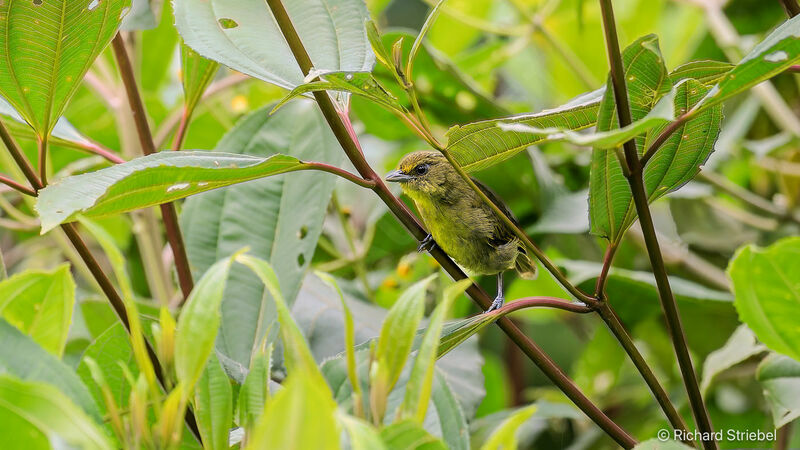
[338,412,387,450]
[181,101,341,374]
[181,43,220,116]
[371,275,436,421]
[194,352,233,450]
[498,86,676,149]
[120,0,161,30]
[398,279,471,423]
[174,0,374,91]
[693,14,800,113]
[273,71,404,115]
[0,375,112,450]
[366,21,395,72]
[238,344,272,435]
[668,60,733,86]
[0,0,129,136]
[480,404,537,450]
[0,265,75,357]
[0,95,98,151]
[632,439,694,450]
[756,353,800,428]
[0,318,100,421]
[430,371,470,450]
[175,255,235,392]
[445,88,603,172]
[245,372,340,450]
[380,420,447,450]
[78,217,135,301]
[728,237,800,362]
[236,254,327,385]
[76,323,136,414]
[700,325,766,394]
[316,271,363,416]
[36,151,310,233]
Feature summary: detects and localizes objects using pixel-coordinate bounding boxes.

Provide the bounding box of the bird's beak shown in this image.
[385,170,412,183]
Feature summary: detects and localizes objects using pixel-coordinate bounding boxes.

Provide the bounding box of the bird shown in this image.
[385,151,537,312]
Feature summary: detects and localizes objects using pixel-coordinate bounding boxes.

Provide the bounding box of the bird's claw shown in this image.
[485,296,505,313]
[417,234,437,253]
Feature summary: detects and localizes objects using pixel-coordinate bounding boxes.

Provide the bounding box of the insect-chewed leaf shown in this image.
[35,151,307,233]
[174,0,374,91]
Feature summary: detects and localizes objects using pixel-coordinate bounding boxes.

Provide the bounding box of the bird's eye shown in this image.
[415,164,429,176]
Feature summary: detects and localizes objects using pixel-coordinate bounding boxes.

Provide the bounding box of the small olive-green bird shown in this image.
[386,151,537,312]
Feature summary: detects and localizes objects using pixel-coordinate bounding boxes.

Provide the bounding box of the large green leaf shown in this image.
[380,420,447,450]
[0,0,129,136]
[0,95,98,150]
[36,151,312,233]
[0,375,112,450]
[479,404,537,450]
[175,255,235,393]
[445,88,603,172]
[181,101,340,374]
[0,319,100,421]
[194,353,233,450]
[0,265,75,357]
[756,353,800,428]
[173,0,374,91]
[728,237,800,362]
[76,323,136,413]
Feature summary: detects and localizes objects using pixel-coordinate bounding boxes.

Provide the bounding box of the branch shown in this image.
[489,296,593,315]
[598,1,716,447]
[302,162,376,188]
[111,34,194,302]
[265,0,636,447]
[779,0,800,17]
[0,173,36,197]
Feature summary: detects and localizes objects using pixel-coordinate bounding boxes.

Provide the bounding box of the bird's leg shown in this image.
[417,233,437,253]
[486,272,505,313]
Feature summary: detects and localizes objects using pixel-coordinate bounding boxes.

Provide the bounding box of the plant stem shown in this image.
[303,162,376,188]
[0,173,36,196]
[0,121,40,193]
[598,1,716,447]
[779,0,800,17]
[0,119,201,442]
[265,0,636,446]
[37,137,48,186]
[490,296,593,315]
[111,34,194,302]
[776,422,793,450]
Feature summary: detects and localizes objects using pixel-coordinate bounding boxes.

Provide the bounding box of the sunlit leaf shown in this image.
[36,151,309,233]
[0,265,75,357]
[175,255,235,392]
[757,353,800,428]
[0,0,129,136]
[0,375,112,450]
[238,344,272,435]
[728,237,800,362]
[195,353,233,450]
[174,0,374,91]
[480,404,537,450]
[380,420,447,450]
[338,412,386,450]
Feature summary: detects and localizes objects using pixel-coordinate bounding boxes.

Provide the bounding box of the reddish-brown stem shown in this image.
[302,162,376,188]
[0,121,39,192]
[640,113,692,167]
[486,296,593,316]
[82,141,126,164]
[0,174,36,197]
[171,109,191,152]
[786,65,800,72]
[779,0,800,17]
[595,243,618,296]
[265,0,636,446]
[111,34,195,301]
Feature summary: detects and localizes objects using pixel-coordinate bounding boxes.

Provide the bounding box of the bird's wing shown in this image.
[471,177,520,247]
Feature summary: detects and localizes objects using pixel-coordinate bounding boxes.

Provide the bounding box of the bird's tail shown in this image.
[515,249,538,280]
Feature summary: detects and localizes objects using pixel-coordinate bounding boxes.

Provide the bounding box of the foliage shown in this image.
[0,0,799,449]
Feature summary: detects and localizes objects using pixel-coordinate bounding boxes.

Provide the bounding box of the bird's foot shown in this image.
[485,295,505,313]
[417,234,437,253]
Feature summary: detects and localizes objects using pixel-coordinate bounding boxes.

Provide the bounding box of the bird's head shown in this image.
[385,151,453,198]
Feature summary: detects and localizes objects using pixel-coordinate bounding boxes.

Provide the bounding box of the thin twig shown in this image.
[37,137,47,186]
[302,162,376,188]
[779,0,800,17]
[111,34,195,302]
[265,0,637,446]
[488,296,593,315]
[0,174,36,197]
[598,1,716,447]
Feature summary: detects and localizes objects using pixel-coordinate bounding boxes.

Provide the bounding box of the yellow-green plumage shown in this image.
[387,152,536,281]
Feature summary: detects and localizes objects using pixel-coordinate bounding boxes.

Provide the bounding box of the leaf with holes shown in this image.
[0,0,130,136]
[173,0,374,91]
[728,237,800,362]
[181,43,219,117]
[35,151,313,233]
[180,101,341,375]
[445,88,603,172]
